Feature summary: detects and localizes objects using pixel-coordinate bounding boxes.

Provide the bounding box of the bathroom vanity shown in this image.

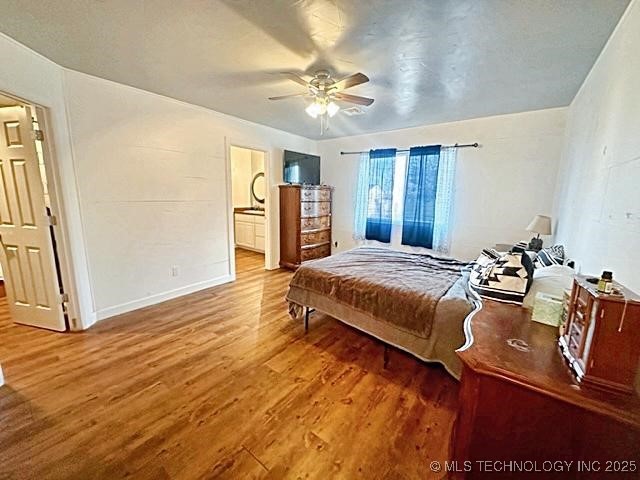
[234,208,265,253]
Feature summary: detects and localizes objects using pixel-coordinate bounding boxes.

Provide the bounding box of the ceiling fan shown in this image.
[268,70,374,134]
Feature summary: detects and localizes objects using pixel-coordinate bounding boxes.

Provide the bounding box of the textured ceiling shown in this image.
[0,0,630,139]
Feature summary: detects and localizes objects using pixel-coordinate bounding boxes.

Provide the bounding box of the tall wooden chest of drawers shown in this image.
[279,184,333,270]
[559,275,640,394]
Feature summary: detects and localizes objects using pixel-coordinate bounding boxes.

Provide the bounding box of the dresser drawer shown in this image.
[568,334,581,358]
[301,215,331,231]
[569,321,583,339]
[578,285,591,305]
[301,229,330,246]
[301,188,331,202]
[301,201,331,218]
[301,243,330,262]
[573,305,586,326]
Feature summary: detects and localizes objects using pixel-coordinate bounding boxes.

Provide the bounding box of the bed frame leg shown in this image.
[303,307,316,333]
[383,345,390,369]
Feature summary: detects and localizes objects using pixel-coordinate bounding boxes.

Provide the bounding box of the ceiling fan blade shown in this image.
[332,72,369,91]
[334,92,374,106]
[281,72,310,88]
[268,92,308,100]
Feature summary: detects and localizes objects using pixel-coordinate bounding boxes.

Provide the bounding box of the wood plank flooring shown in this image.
[0,249,459,479]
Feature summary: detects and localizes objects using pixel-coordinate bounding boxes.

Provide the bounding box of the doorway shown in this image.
[228,145,269,274]
[0,92,68,331]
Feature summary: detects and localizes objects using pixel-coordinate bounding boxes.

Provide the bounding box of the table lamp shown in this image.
[526,215,551,251]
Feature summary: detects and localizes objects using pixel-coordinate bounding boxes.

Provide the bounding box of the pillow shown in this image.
[523,265,575,307]
[534,264,574,279]
[469,248,502,277]
[481,248,501,260]
[469,251,534,305]
[510,240,528,253]
[547,244,565,260]
[510,241,538,264]
[534,245,565,268]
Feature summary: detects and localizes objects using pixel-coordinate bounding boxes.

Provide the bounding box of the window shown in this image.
[354,146,457,253]
[389,151,407,245]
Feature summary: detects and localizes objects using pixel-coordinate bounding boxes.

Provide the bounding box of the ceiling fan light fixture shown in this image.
[327,101,339,117]
[305,102,321,118]
[271,70,373,129]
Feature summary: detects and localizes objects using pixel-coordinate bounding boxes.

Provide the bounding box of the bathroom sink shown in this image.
[239,209,265,215]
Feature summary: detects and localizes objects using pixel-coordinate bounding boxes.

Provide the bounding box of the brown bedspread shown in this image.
[287,247,469,338]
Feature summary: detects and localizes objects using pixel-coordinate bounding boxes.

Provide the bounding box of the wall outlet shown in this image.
[171,265,179,277]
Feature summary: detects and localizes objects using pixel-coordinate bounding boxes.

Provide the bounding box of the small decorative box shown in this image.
[531,292,563,327]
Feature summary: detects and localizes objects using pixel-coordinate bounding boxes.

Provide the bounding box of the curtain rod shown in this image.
[339,142,479,155]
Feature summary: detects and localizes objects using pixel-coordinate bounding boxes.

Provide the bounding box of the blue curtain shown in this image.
[365,148,396,243]
[402,145,441,248]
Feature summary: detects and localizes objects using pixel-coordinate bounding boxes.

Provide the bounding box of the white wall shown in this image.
[63,70,315,319]
[0,32,94,329]
[318,108,567,260]
[1,31,315,325]
[553,0,640,293]
[230,146,253,208]
[231,147,265,208]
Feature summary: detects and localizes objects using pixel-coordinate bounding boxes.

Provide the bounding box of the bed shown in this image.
[286,246,480,379]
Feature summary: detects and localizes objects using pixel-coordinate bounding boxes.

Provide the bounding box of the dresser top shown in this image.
[575,274,640,305]
[457,299,640,428]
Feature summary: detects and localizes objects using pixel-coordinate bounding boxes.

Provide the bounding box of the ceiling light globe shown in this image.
[305,103,320,118]
[327,101,339,117]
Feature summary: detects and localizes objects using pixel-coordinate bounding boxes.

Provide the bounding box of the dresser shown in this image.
[279,184,332,269]
[560,275,640,394]
[451,300,640,479]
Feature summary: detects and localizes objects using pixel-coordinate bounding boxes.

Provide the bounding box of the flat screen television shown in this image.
[283,150,320,185]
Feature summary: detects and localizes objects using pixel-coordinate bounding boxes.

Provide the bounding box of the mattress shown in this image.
[286,247,477,379]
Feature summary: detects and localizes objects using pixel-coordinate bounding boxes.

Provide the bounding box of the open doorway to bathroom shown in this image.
[229,145,267,274]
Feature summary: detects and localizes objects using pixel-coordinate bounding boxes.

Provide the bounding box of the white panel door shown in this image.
[0,106,66,331]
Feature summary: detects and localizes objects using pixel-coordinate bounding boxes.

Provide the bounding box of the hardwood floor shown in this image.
[0,249,459,480]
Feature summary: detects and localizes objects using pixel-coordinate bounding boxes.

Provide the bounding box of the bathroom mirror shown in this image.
[251,172,265,204]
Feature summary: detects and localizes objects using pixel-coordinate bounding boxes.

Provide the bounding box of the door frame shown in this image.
[0,90,80,329]
[224,139,271,277]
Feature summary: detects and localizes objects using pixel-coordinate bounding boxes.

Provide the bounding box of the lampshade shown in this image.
[526,215,552,235]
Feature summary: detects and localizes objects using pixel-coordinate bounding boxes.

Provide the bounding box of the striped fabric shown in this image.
[481,248,501,260]
[510,241,528,253]
[469,251,534,305]
[534,245,565,268]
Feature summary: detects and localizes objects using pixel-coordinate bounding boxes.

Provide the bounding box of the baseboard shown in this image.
[95,274,234,321]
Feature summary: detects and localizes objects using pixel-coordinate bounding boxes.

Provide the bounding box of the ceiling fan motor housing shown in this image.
[268,70,374,113]
[310,70,335,92]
